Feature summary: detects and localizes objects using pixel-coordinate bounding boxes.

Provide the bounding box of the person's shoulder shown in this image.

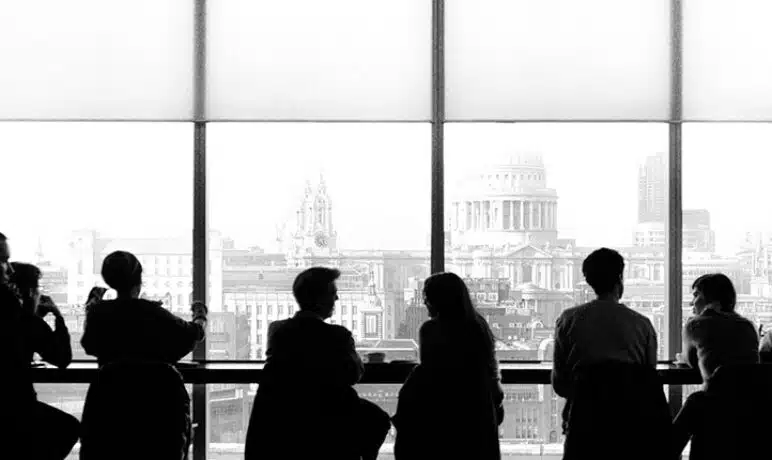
[268,318,291,333]
[418,318,442,336]
[619,303,654,324]
[556,303,585,323]
[325,322,353,340]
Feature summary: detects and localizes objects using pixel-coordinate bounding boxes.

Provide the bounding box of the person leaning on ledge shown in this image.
[551,247,658,397]
[245,267,391,460]
[682,273,759,385]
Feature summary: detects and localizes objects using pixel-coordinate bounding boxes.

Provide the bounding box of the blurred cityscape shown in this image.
[31,151,772,453]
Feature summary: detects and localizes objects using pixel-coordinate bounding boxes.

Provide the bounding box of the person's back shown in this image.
[82,297,204,365]
[394,273,503,460]
[263,312,363,388]
[552,248,662,460]
[553,299,656,393]
[79,250,207,460]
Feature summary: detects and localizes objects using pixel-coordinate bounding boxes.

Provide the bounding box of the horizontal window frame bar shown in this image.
[30,362,702,386]
[5,118,772,123]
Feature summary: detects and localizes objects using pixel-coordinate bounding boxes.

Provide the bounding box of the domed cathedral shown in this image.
[449,153,559,250]
[447,154,577,328]
[288,174,339,263]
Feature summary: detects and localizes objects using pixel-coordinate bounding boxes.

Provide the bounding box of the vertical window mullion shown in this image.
[667,0,684,416]
[192,1,208,460]
[431,0,445,274]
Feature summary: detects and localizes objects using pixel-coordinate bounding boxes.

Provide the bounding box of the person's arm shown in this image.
[418,320,442,366]
[30,303,72,368]
[551,314,571,398]
[153,302,207,362]
[333,328,364,385]
[81,303,101,358]
[683,319,700,370]
[646,320,659,368]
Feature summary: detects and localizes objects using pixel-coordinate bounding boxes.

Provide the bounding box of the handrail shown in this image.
[31,361,703,385]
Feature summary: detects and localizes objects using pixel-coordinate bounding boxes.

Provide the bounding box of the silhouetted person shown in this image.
[393,272,504,460]
[0,244,78,458]
[79,250,207,460]
[671,274,763,458]
[81,250,207,364]
[245,267,391,460]
[681,273,759,385]
[553,248,667,460]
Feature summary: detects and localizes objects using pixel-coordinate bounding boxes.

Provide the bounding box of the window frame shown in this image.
[3,0,692,458]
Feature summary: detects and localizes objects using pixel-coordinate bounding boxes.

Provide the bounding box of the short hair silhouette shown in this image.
[10,261,41,292]
[0,232,7,240]
[582,247,625,295]
[292,267,340,310]
[101,251,143,294]
[692,273,736,312]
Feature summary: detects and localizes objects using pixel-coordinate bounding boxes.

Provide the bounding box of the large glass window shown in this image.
[443,124,669,359]
[6,1,772,459]
[0,123,192,360]
[206,123,430,448]
[682,123,772,339]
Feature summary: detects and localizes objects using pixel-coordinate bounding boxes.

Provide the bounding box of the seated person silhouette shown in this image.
[681,273,759,385]
[552,248,667,460]
[672,274,763,458]
[393,272,504,460]
[79,250,207,460]
[1,256,79,460]
[245,267,391,460]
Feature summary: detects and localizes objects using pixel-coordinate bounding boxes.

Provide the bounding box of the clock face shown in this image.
[314,233,328,248]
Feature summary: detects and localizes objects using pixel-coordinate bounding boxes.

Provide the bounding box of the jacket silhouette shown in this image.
[245,311,389,460]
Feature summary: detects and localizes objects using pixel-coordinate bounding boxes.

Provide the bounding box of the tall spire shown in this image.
[35,238,46,264]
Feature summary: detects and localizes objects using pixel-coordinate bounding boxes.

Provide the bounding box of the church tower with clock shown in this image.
[290,175,338,258]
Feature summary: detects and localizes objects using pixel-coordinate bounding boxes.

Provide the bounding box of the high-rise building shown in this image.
[638,152,666,223]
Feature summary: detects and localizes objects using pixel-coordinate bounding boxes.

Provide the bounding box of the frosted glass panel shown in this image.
[0,0,194,120]
[446,0,671,121]
[683,0,772,120]
[206,0,431,120]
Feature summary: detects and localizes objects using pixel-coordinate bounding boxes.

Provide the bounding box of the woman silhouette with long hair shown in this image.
[394,272,504,460]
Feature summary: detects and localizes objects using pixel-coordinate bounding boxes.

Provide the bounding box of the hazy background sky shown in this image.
[2,122,770,265]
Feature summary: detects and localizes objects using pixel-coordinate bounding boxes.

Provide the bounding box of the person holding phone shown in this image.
[6,261,78,460]
[79,251,207,460]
